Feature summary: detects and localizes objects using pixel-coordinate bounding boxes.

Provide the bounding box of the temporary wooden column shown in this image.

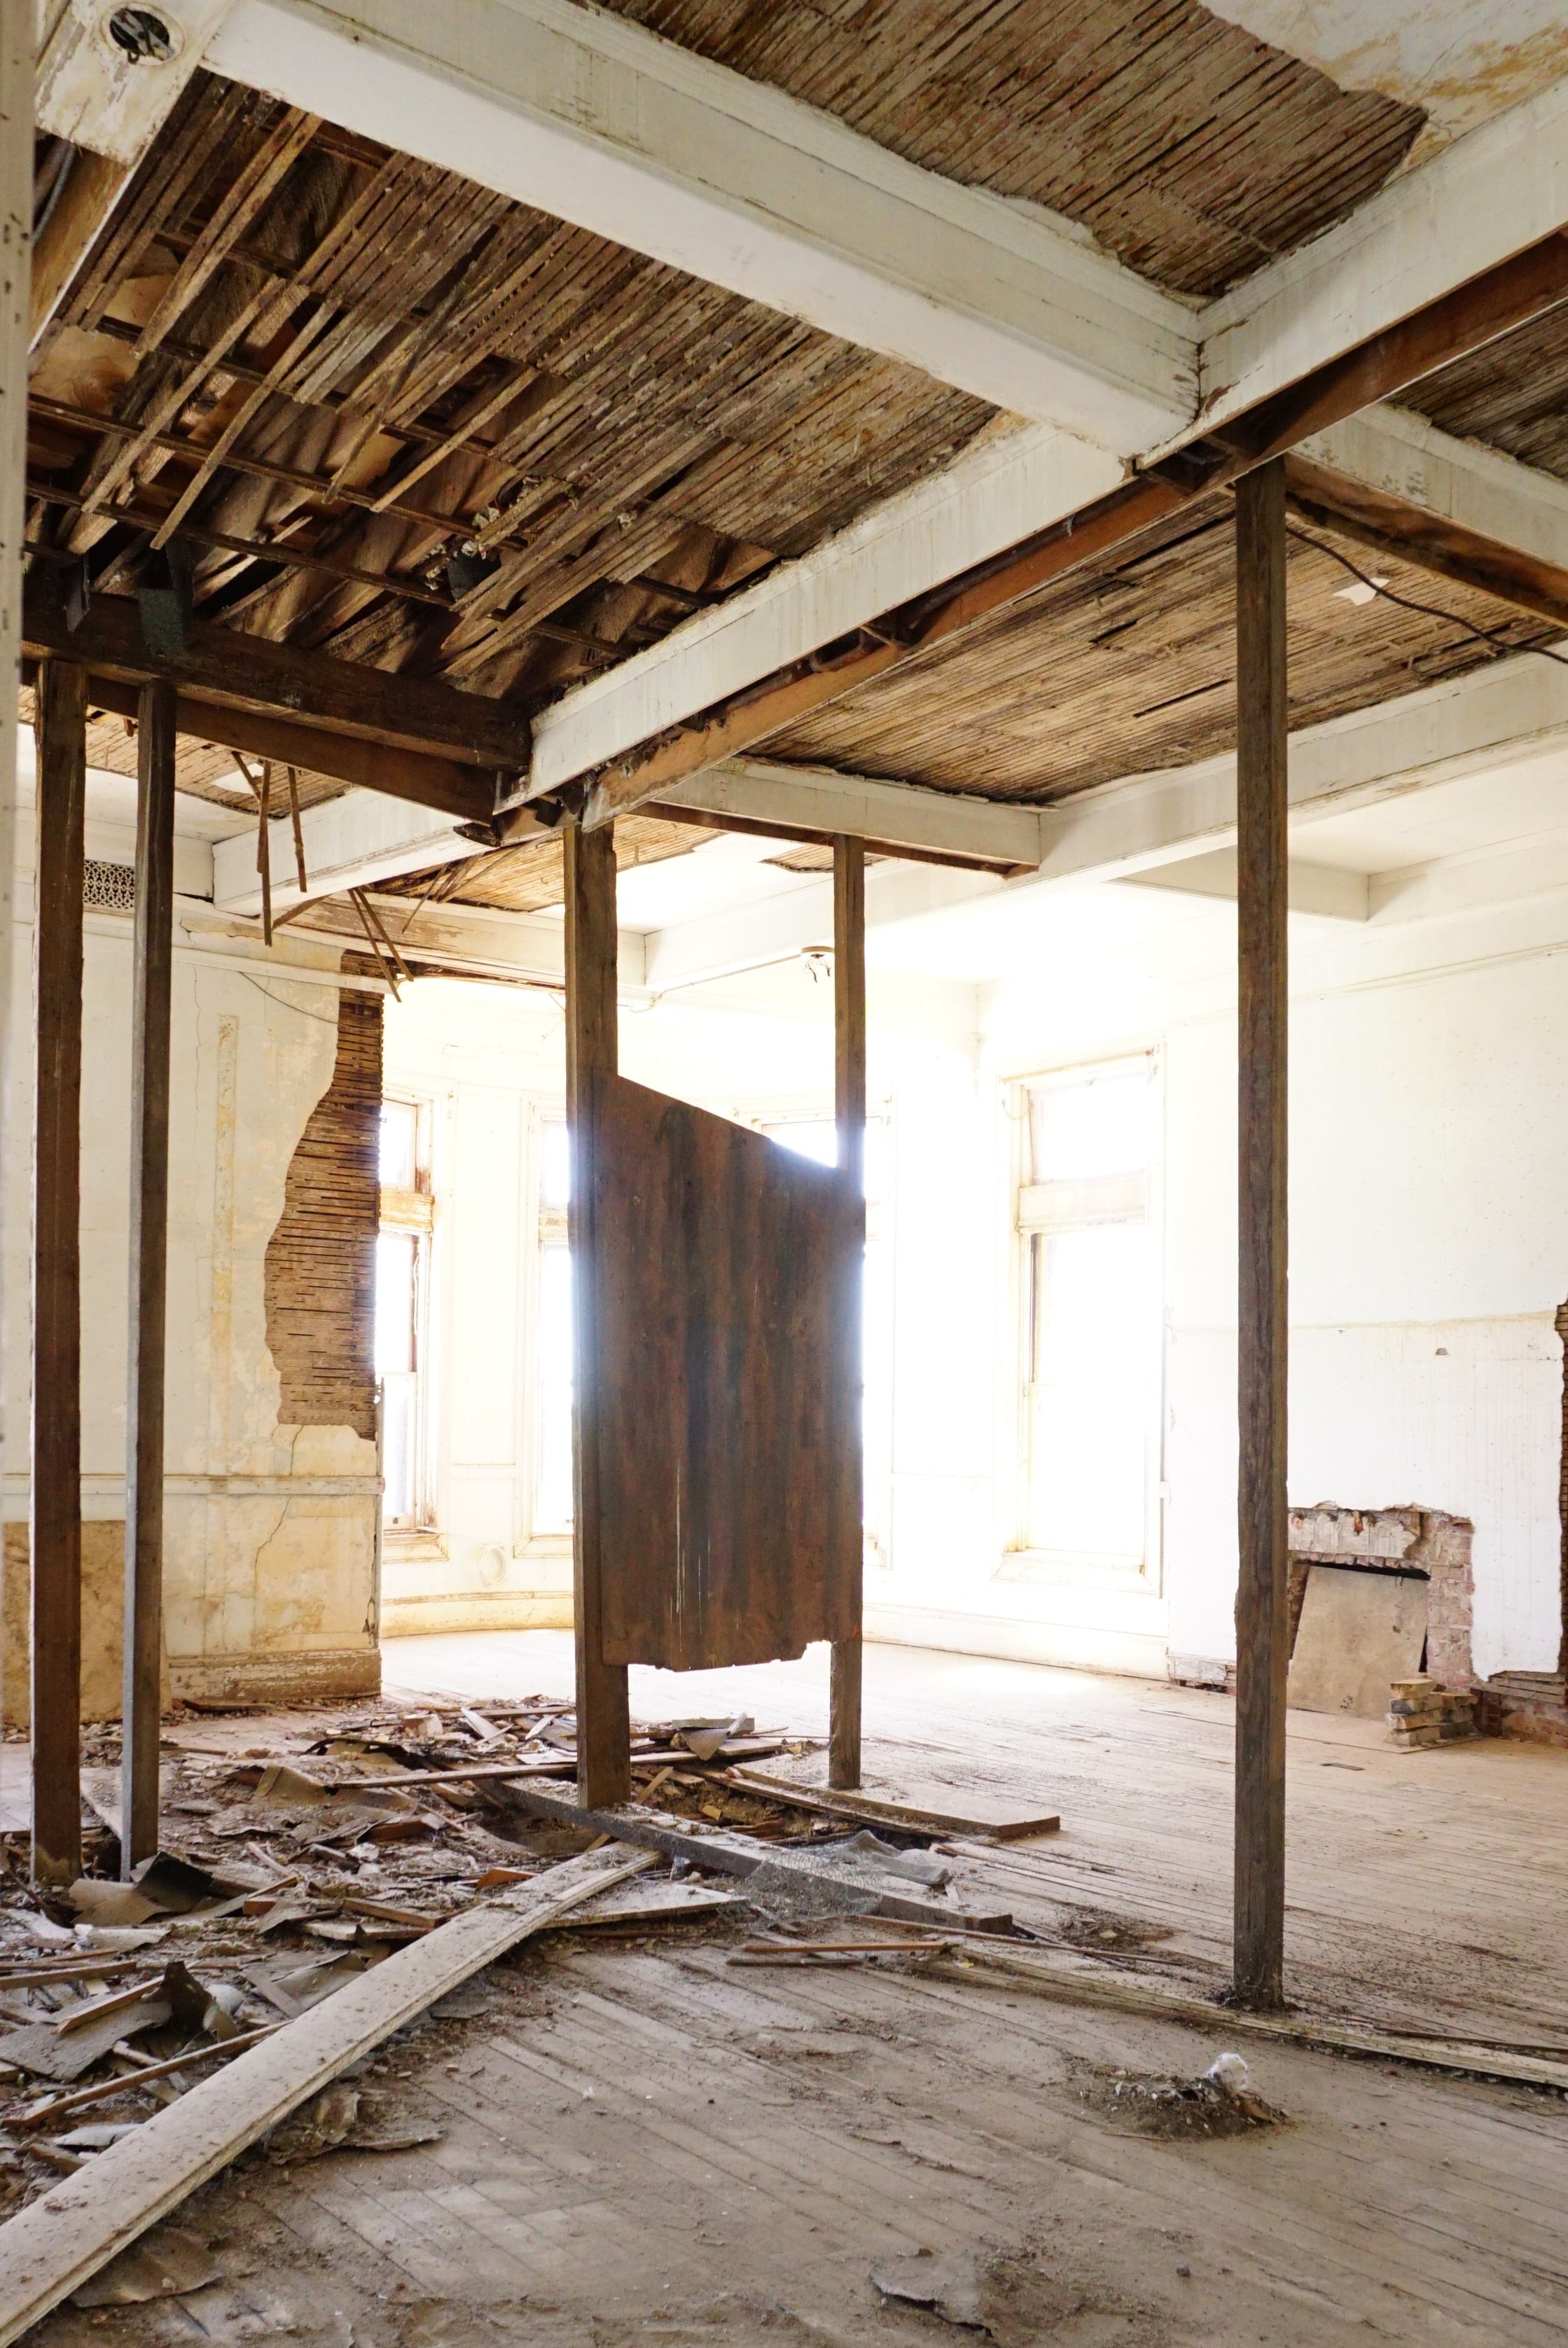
[31,660,87,1884]
[564,817,632,1806]
[1233,458,1290,2009]
[829,835,866,1789]
[121,680,177,1873]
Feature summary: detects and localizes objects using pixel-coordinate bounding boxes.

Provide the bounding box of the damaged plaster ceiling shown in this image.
[1209,0,1568,153]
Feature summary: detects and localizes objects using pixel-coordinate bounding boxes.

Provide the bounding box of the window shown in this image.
[763,1113,892,1569]
[377,1098,435,1530]
[1015,1057,1160,1571]
[533,1116,573,1536]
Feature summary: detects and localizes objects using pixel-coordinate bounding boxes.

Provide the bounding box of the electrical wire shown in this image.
[1285,520,1568,673]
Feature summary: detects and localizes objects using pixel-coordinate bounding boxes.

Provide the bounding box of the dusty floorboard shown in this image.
[27,1929,1568,2348]
[381,1632,1568,2047]
[22,1637,1568,2348]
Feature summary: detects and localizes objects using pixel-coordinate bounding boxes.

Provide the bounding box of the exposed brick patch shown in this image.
[263,982,382,1442]
[1287,1504,1474,1686]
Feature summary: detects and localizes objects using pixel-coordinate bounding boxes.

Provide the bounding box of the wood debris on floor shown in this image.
[0,1693,1061,2235]
[1387,1676,1480,1750]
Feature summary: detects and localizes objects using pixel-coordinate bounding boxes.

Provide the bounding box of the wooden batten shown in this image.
[121,680,177,1874]
[1233,459,1290,2010]
[31,660,87,1886]
[564,820,632,1808]
[830,835,867,1791]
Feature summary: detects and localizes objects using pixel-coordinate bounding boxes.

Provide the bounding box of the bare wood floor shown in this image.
[29,1637,1568,2348]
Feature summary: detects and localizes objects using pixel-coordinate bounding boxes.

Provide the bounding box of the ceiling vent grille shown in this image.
[83,859,137,913]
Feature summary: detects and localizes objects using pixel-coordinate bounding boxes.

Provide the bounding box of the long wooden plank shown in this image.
[22,575,528,775]
[830,835,866,1791]
[726,1769,1060,1842]
[1233,459,1290,2011]
[30,660,86,1887]
[0,1845,655,2346]
[564,821,631,1807]
[120,681,176,1874]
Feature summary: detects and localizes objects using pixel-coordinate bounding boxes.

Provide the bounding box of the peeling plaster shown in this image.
[1209,1,1568,153]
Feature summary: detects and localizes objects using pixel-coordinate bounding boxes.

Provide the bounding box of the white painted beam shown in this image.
[1303,403,1568,572]
[1196,70,1568,443]
[1370,833,1568,924]
[206,0,1195,451]
[528,405,1568,800]
[1122,847,1370,920]
[212,786,475,916]
[659,756,1044,870]
[1029,636,1568,896]
[38,0,237,162]
[525,424,1121,801]
[640,861,1000,994]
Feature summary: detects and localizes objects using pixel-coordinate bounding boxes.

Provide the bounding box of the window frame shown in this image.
[377,1092,438,1536]
[1000,1049,1166,1592]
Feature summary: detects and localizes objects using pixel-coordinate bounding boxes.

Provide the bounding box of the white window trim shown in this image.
[997,1047,1167,1595]
[379,1092,442,1541]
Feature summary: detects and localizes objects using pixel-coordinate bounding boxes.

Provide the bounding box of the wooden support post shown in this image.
[0,0,30,1842]
[829,835,866,1790]
[1233,458,1290,2010]
[31,660,86,1885]
[121,680,176,1875]
[564,819,631,1807]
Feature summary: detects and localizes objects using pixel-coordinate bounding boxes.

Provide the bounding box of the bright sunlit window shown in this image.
[1016,1057,1160,1569]
[377,1097,435,1531]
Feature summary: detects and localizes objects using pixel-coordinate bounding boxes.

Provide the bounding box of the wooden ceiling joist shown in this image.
[22,579,513,821]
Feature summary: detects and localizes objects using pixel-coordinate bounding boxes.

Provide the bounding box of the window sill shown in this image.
[994,1549,1154,1595]
[384,1529,448,1563]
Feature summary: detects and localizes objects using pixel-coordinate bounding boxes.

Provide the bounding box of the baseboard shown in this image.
[381,1592,575,1637]
[864,1603,1169,1679]
[172,1647,380,1707]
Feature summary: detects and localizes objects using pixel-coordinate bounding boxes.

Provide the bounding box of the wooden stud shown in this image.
[257,760,273,945]
[31,660,87,1886]
[564,819,631,1807]
[1233,459,1290,2011]
[120,680,176,1875]
[830,835,866,1791]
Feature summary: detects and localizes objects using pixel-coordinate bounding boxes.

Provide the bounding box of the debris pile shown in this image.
[1387,1676,1478,1749]
[0,1695,830,2214]
[1081,2049,1284,2139]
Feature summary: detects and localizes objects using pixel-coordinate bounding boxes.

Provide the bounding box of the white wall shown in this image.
[1,831,382,1711]
[971,880,1568,1682]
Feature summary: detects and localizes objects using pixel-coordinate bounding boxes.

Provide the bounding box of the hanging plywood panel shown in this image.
[588,1073,859,1670]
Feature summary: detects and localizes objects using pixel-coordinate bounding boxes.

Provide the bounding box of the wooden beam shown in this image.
[120,680,176,1875]
[29,149,130,349]
[1282,455,1568,634]
[564,819,632,1808]
[1233,459,1290,2013]
[22,575,527,777]
[25,669,494,828]
[573,238,1568,829]
[31,660,86,1887]
[829,835,866,1792]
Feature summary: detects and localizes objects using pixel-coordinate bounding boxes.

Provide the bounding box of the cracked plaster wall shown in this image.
[3,903,382,1718]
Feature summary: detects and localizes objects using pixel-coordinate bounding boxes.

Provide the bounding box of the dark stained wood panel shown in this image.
[763,494,1565,803]
[591,1074,860,1671]
[596,0,1424,296]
